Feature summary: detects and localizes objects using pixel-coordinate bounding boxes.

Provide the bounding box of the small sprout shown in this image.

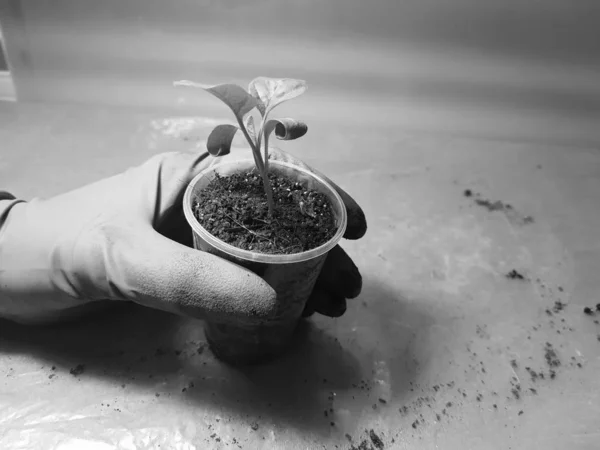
[174,77,308,216]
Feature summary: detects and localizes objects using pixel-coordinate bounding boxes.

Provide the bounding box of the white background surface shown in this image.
[0,0,599,146]
[1,104,600,449]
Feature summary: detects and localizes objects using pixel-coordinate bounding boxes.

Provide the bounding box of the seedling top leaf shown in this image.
[248,77,307,117]
[174,80,260,122]
[174,77,308,216]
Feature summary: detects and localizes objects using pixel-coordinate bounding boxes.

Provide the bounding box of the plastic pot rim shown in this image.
[183,159,348,265]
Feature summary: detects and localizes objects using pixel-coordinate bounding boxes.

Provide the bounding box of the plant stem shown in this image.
[263,132,270,174]
[258,162,275,217]
[236,117,275,216]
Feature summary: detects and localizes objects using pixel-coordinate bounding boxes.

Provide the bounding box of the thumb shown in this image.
[76,224,278,324]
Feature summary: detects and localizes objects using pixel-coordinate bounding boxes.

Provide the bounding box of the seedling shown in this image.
[174,77,308,216]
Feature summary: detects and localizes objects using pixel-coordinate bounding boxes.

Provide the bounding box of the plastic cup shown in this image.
[183,159,347,365]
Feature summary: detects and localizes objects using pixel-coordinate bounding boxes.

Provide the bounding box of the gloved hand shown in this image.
[0,149,366,325]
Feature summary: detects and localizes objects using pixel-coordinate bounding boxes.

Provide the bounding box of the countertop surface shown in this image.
[1,99,600,450]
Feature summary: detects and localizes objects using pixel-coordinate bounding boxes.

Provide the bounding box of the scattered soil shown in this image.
[544,343,561,368]
[193,171,337,254]
[506,269,526,280]
[175,266,587,445]
[511,387,521,400]
[369,429,385,449]
[525,367,540,382]
[69,364,85,376]
[350,440,375,450]
[475,198,507,212]
[463,189,534,225]
[371,278,585,441]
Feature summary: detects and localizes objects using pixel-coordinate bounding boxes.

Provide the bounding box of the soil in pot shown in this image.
[192,170,337,254]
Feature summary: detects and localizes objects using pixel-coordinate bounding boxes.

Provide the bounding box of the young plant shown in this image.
[174,77,309,216]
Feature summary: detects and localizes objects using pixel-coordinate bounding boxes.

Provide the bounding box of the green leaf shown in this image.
[247,86,267,117]
[206,124,239,157]
[248,77,307,116]
[263,118,308,141]
[244,114,257,145]
[261,118,307,173]
[174,80,259,122]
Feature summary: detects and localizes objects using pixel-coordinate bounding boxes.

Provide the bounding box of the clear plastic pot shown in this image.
[183,158,347,365]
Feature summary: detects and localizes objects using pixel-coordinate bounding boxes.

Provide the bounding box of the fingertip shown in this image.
[317,245,363,299]
[238,270,279,319]
[343,206,367,240]
[326,180,366,240]
[302,305,316,318]
[309,289,347,318]
[345,267,363,299]
[203,261,278,323]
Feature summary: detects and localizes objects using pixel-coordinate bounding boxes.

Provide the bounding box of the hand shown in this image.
[0,150,366,325]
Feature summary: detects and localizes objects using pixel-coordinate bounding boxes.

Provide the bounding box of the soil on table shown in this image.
[193,170,337,254]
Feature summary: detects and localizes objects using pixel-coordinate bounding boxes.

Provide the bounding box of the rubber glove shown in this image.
[0,150,366,325]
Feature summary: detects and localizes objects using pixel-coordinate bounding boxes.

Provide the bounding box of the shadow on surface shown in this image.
[0,280,437,437]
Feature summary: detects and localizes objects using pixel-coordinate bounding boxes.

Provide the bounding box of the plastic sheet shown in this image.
[2,109,600,449]
[0,297,404,450]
